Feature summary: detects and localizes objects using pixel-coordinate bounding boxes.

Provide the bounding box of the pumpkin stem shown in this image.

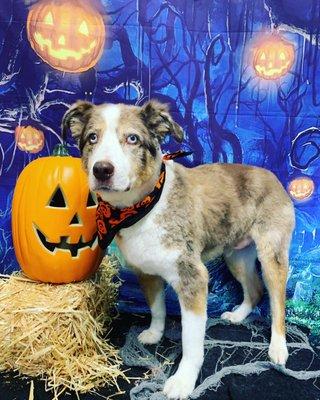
[52,143,70,156]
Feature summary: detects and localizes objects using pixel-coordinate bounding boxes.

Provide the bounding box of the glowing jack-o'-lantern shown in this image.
[26,0,106,73]
[15,125,45,154]
[253,37,295,80]
[12,144,103,283]
[288,177,315,201]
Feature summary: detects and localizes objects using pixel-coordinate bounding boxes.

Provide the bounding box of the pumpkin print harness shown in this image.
[96,151,192,249]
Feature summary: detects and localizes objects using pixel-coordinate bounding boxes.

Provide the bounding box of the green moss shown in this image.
[286,291,320,341]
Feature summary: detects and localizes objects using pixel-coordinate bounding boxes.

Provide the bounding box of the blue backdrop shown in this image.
[1,0,320,331]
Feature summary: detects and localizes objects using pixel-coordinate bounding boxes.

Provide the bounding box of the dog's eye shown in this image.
[126,134,139,145]
[88,133,98,144]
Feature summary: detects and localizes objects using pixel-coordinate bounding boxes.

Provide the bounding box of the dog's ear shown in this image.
[61,101,94,143]
[140,100,184,143]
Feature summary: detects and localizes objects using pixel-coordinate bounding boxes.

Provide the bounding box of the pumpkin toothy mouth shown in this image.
[254,63,291,78]
[34,32,96,61]
[35,226,98,257]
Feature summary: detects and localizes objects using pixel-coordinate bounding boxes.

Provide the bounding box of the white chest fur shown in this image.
[115,163,181,286]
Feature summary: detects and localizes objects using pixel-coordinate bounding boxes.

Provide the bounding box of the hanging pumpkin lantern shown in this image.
[288,177,315,201]
[253,36,295,80]
[26,0,106,73]
[15,125,45,154]
[12,144,103,283]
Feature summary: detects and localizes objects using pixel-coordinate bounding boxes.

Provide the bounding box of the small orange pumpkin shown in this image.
[288,177,315,201]
[12,144,103,283]
[15,125,45,154]
[253,36,295,80]
[27,0,106,73]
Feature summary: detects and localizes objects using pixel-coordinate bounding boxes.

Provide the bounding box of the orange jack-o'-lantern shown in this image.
[288,177,315,201]
[15,125,45,154]
[12,144,103,283]
[27,0,106,73]
[253,37,295,80]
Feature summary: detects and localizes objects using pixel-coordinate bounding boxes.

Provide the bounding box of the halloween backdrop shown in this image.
[1,0,320,337]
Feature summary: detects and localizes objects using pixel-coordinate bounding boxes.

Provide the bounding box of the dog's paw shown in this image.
[221,303,252,324]
[221,311,244,324]
[268,338,288,365]
[163,371,196,399]
[138,328,163,345]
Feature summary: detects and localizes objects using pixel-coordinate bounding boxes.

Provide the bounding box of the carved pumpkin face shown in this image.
[12,154,102,283]
[15,125,44,154]
[253,37,295,80]
[288,177,315,201]
[27,0,105,73]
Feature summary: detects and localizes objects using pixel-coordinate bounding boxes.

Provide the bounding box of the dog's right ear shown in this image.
[61,101,94,142]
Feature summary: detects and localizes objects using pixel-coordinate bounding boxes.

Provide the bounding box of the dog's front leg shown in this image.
[164,262,208,400]
[137,273,166,345]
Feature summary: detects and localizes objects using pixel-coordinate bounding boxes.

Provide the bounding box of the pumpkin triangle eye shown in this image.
[260,52,266,60]
[279,52,286,60]
[44,12,54,26]
[49,186,67,208]
[79,20,89,36]
[87,191,96,207]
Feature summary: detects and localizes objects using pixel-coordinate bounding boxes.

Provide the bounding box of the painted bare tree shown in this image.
[101,0,264,164]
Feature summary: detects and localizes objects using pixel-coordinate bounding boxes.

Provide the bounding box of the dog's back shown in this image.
[162,161,295,257]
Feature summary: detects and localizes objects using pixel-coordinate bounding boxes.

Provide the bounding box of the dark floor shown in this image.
[1,314,320,400]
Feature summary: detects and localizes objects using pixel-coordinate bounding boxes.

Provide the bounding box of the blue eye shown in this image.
[88,133,98,144]
[126,134,139,144]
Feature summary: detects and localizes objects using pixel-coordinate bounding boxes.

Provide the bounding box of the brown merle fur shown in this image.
[157,162,294,329]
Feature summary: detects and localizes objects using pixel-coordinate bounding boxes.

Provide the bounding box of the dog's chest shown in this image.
[115,214,180,283]
[115,168,181,283]
[116,205,180,282]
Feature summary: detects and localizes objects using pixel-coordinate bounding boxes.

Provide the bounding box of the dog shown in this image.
[62,100,295,400]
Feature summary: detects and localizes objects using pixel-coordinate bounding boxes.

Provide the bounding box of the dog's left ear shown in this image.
[140,100,184,143]
[61,101,94,143]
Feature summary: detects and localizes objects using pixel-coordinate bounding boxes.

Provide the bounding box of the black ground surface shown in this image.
[1,313,320,400]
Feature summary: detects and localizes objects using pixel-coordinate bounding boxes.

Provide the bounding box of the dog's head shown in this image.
[62,100,184,197]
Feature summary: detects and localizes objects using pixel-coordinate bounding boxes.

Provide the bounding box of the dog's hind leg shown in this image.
[137,273,166,345]
[254,233,289,365]
[221,243,263,323]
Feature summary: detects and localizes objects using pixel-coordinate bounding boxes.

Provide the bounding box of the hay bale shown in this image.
[0,256,127,398]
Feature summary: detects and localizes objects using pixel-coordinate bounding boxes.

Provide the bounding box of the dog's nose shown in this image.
[93,161,115,181]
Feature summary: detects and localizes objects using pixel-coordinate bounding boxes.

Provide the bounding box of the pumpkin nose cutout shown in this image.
[58,35,66,46]
[93,161,114,181]
[70,213,81,225]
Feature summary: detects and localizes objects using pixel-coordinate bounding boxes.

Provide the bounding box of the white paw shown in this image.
[221,311,243,324]
[138,328,163,345]
[268,339,288,365]
[221,302,252,324]
[163,371,196,399]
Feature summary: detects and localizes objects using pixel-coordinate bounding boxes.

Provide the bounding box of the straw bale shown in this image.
[0,256,127,398]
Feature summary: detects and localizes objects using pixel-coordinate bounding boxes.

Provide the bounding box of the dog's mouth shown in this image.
[35,226,98,257]
[94,184,131,192]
